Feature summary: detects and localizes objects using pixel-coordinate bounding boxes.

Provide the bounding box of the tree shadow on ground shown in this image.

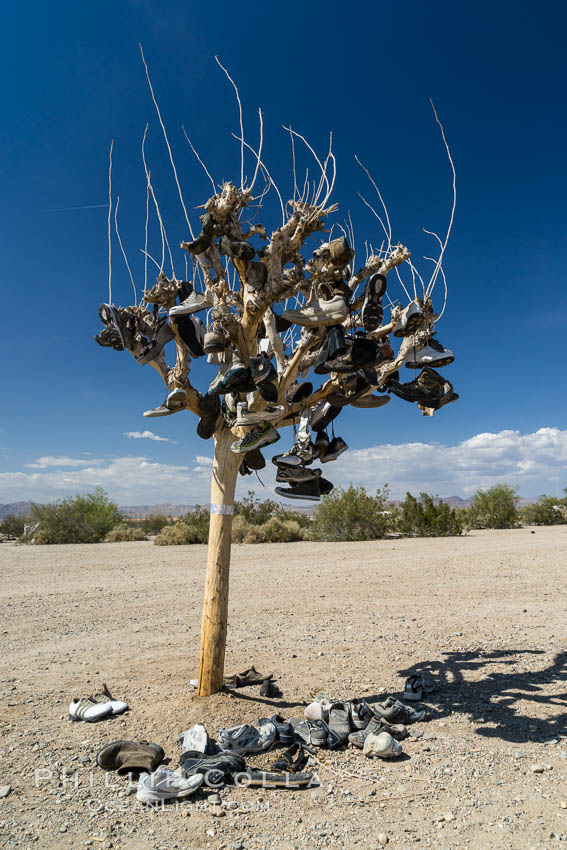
[396,649,567,743]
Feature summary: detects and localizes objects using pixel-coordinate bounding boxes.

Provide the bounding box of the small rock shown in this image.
[59,826,67,833]
[559,801,567,809]
[531,765,546,773]
[0,786,11,799]
[233,842,244,850]
[210,805,225,818]
[62,767,75,777]
[377,833,389,845]
[444,812,455,822]
[209,793,221,805]
[206,828,215,838]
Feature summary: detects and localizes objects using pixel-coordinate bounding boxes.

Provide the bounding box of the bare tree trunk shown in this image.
[197,427,241,696]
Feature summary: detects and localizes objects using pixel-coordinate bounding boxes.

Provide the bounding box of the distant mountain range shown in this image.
[0,496,541,519]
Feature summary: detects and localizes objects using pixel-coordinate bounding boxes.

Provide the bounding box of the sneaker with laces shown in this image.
[231,423,280,454]
[363,731,403,759]
[282,294,347,328]
[169,289,213,318]
[348,714,408,748]
[180,212,215,255]
[273,440,318,468]
[404,338,454,369]
[393,299,424,337]
[361,272,387,332]
[276,466,321,483]
[320,436,348,463]
[69,697,113,723]
[89,683,128,715]
[275,478,321,501]
[136,766,204,803]
[235,402,285,426]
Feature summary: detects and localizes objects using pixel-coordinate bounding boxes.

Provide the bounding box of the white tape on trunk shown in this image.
[210,504,234,516]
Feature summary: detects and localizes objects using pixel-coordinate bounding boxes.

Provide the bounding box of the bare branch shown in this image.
[107,140,113,304]
[114,195,137,306]
[139,43,194,239]
[182,125,216,194]
[144,166,149,294]
[426,100,456,296]
[355,155,392,248]
[215,56,245,190]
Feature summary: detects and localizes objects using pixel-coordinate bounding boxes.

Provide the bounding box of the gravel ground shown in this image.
[1,526,566,849]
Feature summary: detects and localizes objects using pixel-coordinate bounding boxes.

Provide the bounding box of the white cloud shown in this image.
[124,431,170,442]
[1,428,566,505]
[24,456,105,469]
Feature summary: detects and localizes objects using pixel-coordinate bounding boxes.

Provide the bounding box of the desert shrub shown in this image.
[141,513,171,535]
[396,492,462,537]
[466,484,519,529]
[0,514,27,540]
[520,496,567,526]
[231,515,255,543]
[154,522,202,545]
[235,492,280,525]
[106,524,147,542]
[24,488,122,544]
[310,485,393,542]
[261,517,306,542]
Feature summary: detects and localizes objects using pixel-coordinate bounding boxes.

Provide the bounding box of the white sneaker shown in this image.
[235,402,285,426]
[136,766,204,803]
[169,290,213,317]
[363,731,403,759]
[89,684,129,715]
[282,294,347,327]
[68,697,113,723]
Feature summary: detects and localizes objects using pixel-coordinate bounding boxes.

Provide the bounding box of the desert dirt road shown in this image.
[1,526,566,849]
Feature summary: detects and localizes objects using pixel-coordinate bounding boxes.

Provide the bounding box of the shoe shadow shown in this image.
[223,689,305,711]
[396,649,567,743]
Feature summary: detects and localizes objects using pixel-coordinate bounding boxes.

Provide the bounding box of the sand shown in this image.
[1,526,566,849]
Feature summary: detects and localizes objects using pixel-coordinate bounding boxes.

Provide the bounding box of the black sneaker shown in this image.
[197,394,221,439]
[276,466,322,483]
[314,431,330,460]
[404,338,455,369]
[258,381,278,403]
[321,437,348,463]
[250,355,277,385]
[218,235,255,262]
[275,478,321,501]
[95,303,126,351]
[286,382,313,405]
[180,212,214,255]
[313,325,347,375]
[136,319,176,365]
[319,477,334,495]
[245,448,266,471]
[273,440,318,468]
[327,337,379,373]
[361,272,387,332]
[310,401,342,432]
[173,315,205,358]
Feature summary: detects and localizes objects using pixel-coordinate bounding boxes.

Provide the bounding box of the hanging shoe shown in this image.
[361,273,387,332]
[393,299,424,337]
[136,319,176,365]
[203,326,228,354]
[231,423,280,454]
[180,212,214,255]
[314,430,330,460]
[174,315,205,357]
[283,294,348,327]
[286,382,313,405]
[313,325,347,375]
[275,478,322,501]
[94,304,126,351]
[244,448,266,470]
[309,401,342,433]
[276,465,322,483]
[196,394,221,439]
[320,436,348,463]
[249,355,277,385]
[327,337,379,373]
[273,440,318,467]
[351,393,391,409]
[235,402,285,426]
[404,338,454,369]
[169,288,213,318]
[258,380,278,404]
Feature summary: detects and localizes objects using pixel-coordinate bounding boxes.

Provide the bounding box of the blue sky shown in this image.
[1,0,566,505]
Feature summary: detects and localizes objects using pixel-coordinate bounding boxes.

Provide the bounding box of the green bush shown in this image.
[141,513,171,535]
[520,496,567,526]
[231,514,307,544]
[25,488,122,544]
[310,485,393,542]
[397,492,463,537]
[106,524,148,542]
[466,484,519,529]
[154,515,209,546]
[0,514,28,540]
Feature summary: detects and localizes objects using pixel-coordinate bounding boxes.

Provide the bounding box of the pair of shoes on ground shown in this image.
[69,684,128,722]
[403,672,436,701]
[243,742,314,788]
[217,719,277,755]
[223,665,273,689]
[143,386,187,418]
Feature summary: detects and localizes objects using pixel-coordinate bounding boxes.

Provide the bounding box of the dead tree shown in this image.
[96,61,456,696]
